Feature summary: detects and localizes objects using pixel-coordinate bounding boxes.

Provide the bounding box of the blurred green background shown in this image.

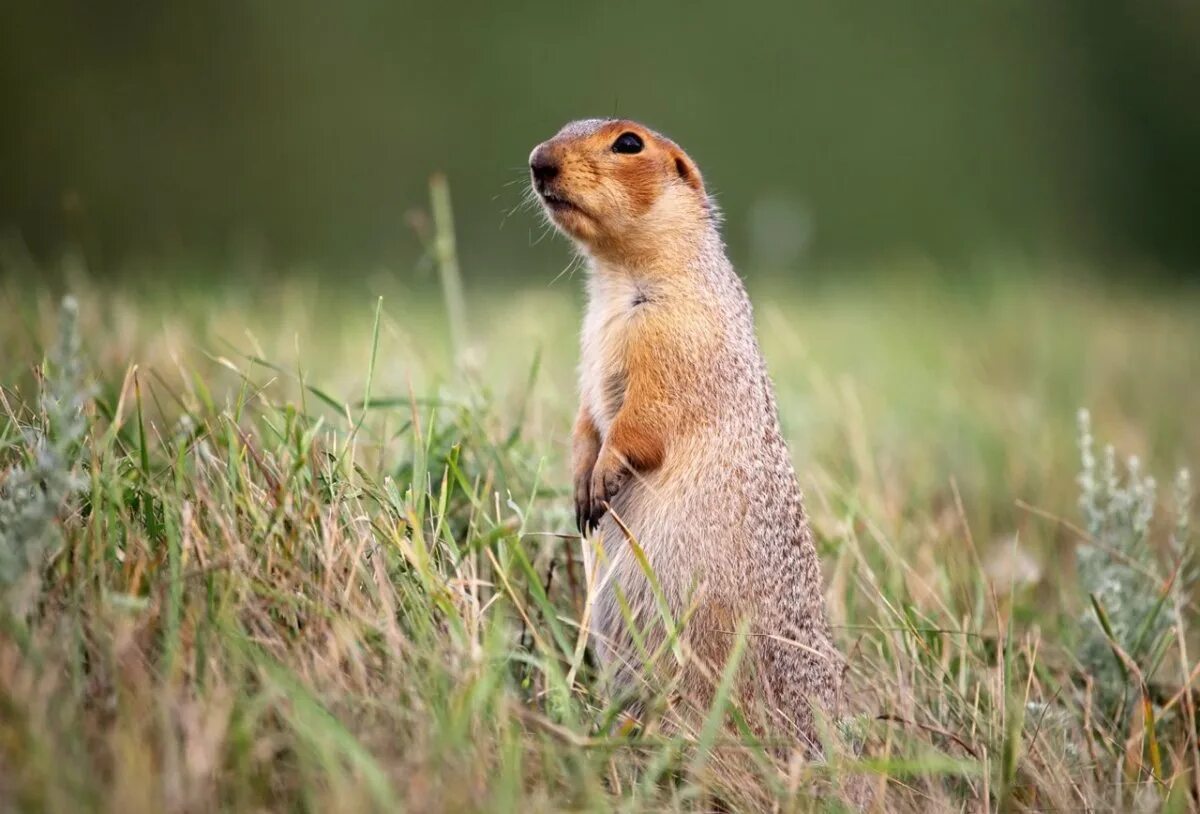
[3,0,1199,280]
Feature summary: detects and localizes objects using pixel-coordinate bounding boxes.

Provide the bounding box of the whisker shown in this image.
[495,180,543,230]
[549,254,585,286]
[530,222,556,247]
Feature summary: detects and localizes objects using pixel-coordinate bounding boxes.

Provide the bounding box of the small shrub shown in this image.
[0,296,89,616]
[1075,407,1194,757]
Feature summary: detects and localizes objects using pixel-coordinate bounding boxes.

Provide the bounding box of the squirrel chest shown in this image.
[578,272,653,437]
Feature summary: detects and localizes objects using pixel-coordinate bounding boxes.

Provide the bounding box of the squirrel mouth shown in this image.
[539,190,585,216]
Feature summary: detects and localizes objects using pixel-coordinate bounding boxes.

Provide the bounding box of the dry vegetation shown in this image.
[0,258,1198,812]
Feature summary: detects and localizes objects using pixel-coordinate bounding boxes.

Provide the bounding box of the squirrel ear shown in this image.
[673,154,704,195]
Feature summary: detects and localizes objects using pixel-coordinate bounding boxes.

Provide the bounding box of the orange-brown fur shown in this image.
[530,119,845,759]
[529,120,711,267]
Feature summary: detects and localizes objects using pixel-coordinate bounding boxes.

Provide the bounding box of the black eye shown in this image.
[612,132,644,154]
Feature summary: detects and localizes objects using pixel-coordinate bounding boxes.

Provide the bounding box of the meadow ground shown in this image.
[0,258,1198,812]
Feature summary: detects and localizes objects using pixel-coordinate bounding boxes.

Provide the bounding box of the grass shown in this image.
[0,254,1198,812]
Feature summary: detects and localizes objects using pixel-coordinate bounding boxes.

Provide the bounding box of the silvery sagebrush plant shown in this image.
[1075,408,1193,718]
[0,295,89,617]
[1168,467,1195,597]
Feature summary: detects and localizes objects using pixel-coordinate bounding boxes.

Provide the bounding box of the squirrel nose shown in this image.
[529,147,559,184]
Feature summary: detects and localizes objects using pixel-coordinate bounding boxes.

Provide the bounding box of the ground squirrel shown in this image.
[529,119,844,756]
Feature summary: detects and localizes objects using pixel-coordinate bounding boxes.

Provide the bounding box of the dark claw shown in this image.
[575,475,591,535]
[586,498,608,533]
[576,500,591,535]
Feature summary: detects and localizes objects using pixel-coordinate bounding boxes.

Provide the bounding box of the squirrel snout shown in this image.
[529,146,560,186]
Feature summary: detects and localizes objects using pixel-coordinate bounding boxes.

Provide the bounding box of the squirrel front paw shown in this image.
[585,447,630,533]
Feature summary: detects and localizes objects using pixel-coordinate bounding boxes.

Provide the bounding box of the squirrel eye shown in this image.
[612,132,644,154]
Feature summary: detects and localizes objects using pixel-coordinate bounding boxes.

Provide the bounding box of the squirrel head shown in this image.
[529,119,714,267]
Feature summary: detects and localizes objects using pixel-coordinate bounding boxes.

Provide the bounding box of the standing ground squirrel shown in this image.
[530,119,844,756]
